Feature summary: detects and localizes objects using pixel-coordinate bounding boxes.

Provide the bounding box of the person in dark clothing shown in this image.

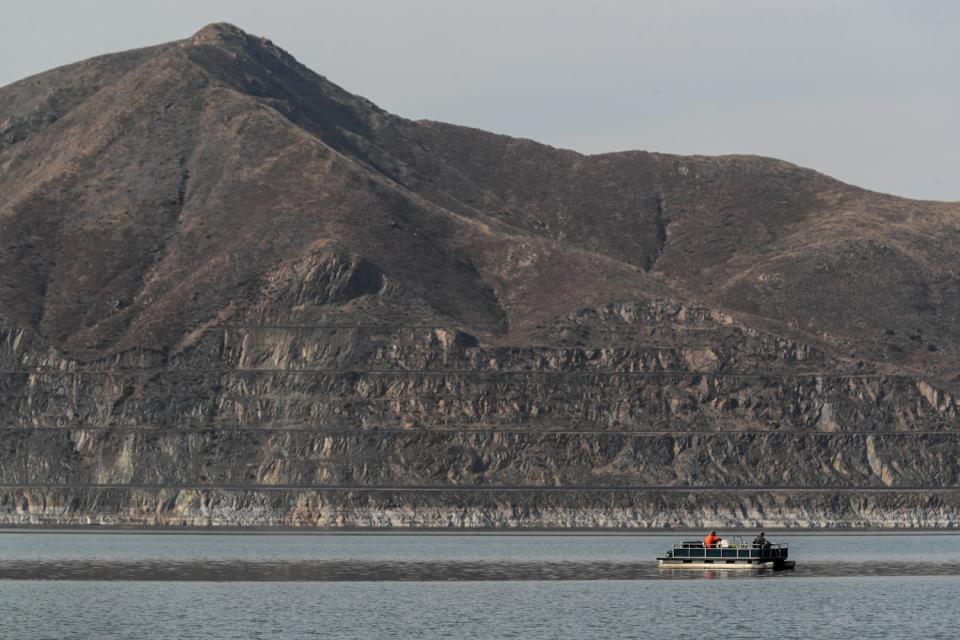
[752,531,770,549]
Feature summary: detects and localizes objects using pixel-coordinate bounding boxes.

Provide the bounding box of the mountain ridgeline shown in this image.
[2,23,959,528]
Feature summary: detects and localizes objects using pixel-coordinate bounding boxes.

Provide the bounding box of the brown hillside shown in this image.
[2,23,959,528]
[3,23,957,386]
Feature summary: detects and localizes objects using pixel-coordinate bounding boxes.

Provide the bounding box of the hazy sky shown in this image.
[2,0,957,201]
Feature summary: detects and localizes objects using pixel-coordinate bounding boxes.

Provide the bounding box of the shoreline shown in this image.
[2,526,959,536]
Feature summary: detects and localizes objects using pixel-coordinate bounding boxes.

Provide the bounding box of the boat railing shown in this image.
[665,536,788,560]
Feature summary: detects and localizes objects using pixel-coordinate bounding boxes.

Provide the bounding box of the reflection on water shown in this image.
[3,559,960,581]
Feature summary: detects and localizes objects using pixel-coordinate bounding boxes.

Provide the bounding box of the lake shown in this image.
[1,531,958,639]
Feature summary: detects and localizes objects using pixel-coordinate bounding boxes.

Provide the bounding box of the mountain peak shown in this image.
[185,22,299,72]
[190,22,250,46]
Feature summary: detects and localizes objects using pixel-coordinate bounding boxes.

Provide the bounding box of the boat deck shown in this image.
[657,538,794,570]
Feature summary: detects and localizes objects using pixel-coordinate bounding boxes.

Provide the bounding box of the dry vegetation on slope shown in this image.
[1,23,959,527]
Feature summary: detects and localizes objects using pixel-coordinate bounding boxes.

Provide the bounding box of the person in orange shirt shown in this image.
[703,530,722,548]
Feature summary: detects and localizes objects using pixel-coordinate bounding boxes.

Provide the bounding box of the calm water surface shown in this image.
[1,532,958,639]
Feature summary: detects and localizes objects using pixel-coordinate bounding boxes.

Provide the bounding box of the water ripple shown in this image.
[3,559,960,581]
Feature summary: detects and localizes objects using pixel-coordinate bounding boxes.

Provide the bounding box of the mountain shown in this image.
[2,23,959,528]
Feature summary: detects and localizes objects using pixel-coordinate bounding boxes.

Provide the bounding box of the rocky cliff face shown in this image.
[1,23,959,528]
